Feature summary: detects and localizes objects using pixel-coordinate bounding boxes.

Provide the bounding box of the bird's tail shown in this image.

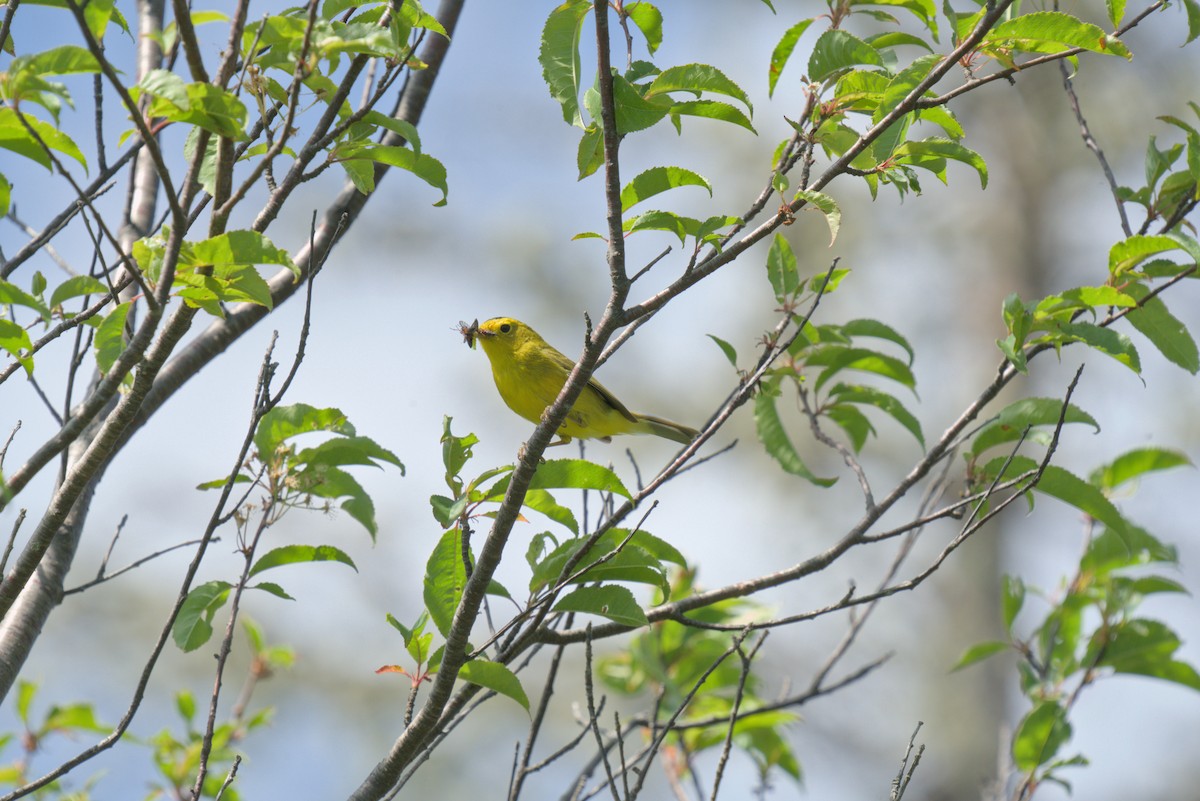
[634,414,699,444]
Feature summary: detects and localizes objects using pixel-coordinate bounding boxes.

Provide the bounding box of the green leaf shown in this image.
[136,71,249,140]
[1106,0,1126,27]
[0,108,88,170]
[254,404,354,463]
[423,529,468,637]
[968,397,1099,458]
[1108,234,1182,275]
[576,124,604,179]
[584,75,672,134]
[1184,0,1200,44]
[707,334,738,366]
[0,319,34,376]
[529,529,679,593]
[984,11,1131,59]
[554,584,649,627]
[1089,447,1193,491]
[806,345,917,392]
[27,45,102,75]
[0,282,47,324]
[251,581,294,601]
[1012,701,1071,771]
[522,489,579,534]
[625,2,663,54]
[1002,575,1025,633]
[1097,618,1182,675]
[753,391,837,486]
[769,19,815,96]
[0,173,10,217]
[989,458,1132,541]
[825,403,873,451]
[93,301,131,375]
[794,189,841,245]
[334,143,448,205]
[49,275,109,309]
[188,230,298,275]
[766,233,800,301]
[173,581,233,652]
[808,30,885,83]
[486,458,631,500]
[842,318,915,363]
[951,640,1010,672]
[1123,286,1199,374]
[1053,322,1140,372]
[458,659,531,711]
[828,384,924,446]
[892,138,988,188]
[647,63,753,115]
[248,545,357,577]
[620,166,712,212]
[540,0,591,127]
[1082,523,1176,574]
[294,435,404,472]
[873,54,942,158]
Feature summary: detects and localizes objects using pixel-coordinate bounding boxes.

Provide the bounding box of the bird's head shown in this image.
[471,317,534,357]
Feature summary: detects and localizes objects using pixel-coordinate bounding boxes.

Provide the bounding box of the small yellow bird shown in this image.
[463,317,698,446]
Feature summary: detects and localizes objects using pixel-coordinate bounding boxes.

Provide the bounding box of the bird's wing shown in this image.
[543,344,639,424]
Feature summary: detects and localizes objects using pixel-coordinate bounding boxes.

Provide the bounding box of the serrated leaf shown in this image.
[254,404,355,463]
[248,545,357,577]
[486,459,630,501]
[1012,702,1071,771]
[806,345,917,393]
[808,30,885,83]
[892,137,988,188]
[539,0,591,127]
[49,275,109,309]
[753,391,837,486]
[1108,234,1182,275]
[553,584,649,627]
[522,489,579,534]
[458,660,531,711]
[625,2,663,54]
[1054,322,1140,372]
[423,529,468,636]
[707,334,738,366]
[769,19,815,96]
[647,63,752,114]
[620,166,712,212]
[828,383,924,446]
[1089,447,1193,491]
[766,233,800,301]
[668,100,756,133]
[174,581,232,652]
[334,143,448,205]
[0,108,88,170]
[969,397,1098,458]
[794,189,841,245]
[985,11,1130,59]
[1124,287,1199,374]
[842,318,915,363]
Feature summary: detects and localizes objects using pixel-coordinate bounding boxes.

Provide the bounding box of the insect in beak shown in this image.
[458,319,481,348]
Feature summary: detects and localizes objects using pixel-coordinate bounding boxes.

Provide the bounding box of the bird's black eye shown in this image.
[500,323,512,333]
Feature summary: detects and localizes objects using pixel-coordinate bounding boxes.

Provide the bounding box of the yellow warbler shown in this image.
[462,317,698,446]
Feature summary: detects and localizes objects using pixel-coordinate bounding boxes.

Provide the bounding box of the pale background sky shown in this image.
[1,1,1198,799]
